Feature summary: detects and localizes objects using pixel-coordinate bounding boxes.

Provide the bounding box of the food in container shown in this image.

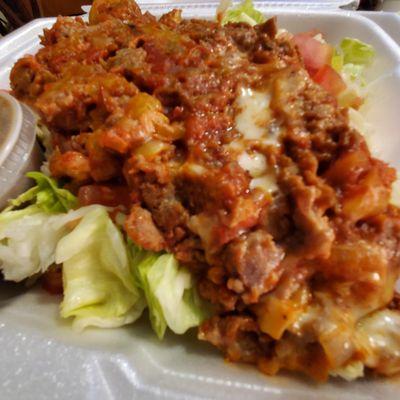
[0,1,400,398]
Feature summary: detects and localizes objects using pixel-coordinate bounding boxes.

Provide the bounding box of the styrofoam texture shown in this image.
[0,8,400,400]
[360,11,400,47]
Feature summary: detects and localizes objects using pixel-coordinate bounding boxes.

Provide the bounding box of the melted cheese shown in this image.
[185,163,207,175]
[358,309,400,375]
[250,173,278,194]
[235,87,272,140]
[238,152,267,178]
[330,361,364,381]
[232,87,282,194]
[361,310,400,353]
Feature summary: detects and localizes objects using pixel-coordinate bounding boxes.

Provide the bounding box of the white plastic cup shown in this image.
[0,91,43,209]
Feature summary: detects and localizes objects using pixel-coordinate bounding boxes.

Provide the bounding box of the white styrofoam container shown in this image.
[0,7,400,400]
[360,11,400,45]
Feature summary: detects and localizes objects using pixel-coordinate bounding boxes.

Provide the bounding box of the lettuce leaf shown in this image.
[331,38,375,108]
[222,0,265,26]
[27,171,77,212]
[129,243,209,339]
[5,171,77,213]
[0,172,80,281]
[1,171,208,335]
[331,38,375,81]
[342,63,365,82]
[0,206,91,282]
[340,38,375,66]
[56,206,146,330]
[132,247,167,338]
[331,49,344,72]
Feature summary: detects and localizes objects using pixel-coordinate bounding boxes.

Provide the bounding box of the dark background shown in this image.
[0,0,91,35]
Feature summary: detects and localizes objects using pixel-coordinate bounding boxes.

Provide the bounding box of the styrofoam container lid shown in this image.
[0,91,43,209]
[82,0,361,14]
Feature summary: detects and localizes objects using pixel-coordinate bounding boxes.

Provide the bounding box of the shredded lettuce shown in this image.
[131,247,166,337]
[222,0,265,26]
[0,172,79,281]
[0,205,92,282]
[331,49,344,72]
[129,243,209,339]
[341,63,365,82]
[332,37,375,82]
[1,171,209,335]
[5,171,77,213]
[56,206,146,331]
[340,38,375,66]
[331,38,375,108]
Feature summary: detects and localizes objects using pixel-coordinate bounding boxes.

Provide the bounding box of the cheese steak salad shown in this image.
[1,0,400,381]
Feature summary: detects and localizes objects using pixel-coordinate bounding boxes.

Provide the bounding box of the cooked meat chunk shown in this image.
[125,204,166,252]
[225,230,285,304]
[89,0,143,24]
[49,150,91,182]
[35,65,138,131]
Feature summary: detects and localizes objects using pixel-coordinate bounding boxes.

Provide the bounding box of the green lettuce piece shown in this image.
[340,37,375,66]
[0,172,80,281]
[129,243,209,339]
[0,205,93,282]
[6,171,77,213]
[56,206,146,330]
[331,38,375,108]
[133,248,167,338]
[331,50,344,72]
[27,171,77,212]
[342,63,365,82]
[222,0,265,26]
[331,38,375,83]
[5,186,40,211]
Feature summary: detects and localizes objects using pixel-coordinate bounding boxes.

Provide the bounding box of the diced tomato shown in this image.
[293,33,333,76]
[313,65,347,96]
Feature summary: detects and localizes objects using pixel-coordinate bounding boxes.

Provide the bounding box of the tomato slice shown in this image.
[293,33,333,76]
[313,65,347,96]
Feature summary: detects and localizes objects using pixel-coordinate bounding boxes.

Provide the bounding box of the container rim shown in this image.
[0,91,22,166]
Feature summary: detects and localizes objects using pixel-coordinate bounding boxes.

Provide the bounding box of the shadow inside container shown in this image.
[0,278,30,307]
[127,308,218,358]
